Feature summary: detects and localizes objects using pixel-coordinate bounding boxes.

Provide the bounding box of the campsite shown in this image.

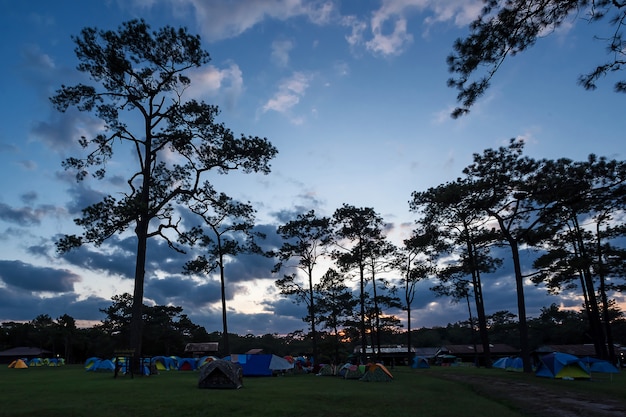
[1,362,624,417]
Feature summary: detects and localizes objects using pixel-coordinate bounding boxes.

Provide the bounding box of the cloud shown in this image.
[0,288,108,322]
[343,0,482,57]
[0,260,81,293]
[225,310,305,336]
[367,14,413,56]
[0,202,61,227]
[31,108,105,152]
[0,142,18,153]
[262,72,313,117]
[343,15,368,50]
[271,39,294,68]
[147,275,223,307]
[187,63,244,109]
[262,296,306,320]
[422,0,483,28]
[164,0,336,42]
[20,44,56,71]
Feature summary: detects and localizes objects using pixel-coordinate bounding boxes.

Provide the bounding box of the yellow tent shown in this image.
[8,359,28,369]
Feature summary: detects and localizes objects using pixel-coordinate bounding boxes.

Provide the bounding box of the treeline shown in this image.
[3,299,625,366]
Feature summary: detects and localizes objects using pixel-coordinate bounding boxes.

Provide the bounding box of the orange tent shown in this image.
[8,359,28,369]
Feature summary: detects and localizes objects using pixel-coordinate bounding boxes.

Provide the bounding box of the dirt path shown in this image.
[432,372,626,417]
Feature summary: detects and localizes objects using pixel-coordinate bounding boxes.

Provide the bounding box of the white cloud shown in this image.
[356,0,483,56]
[271,39,294,68]
[366,16,413,56]
[262,71,312,115]
[187,62,244,107]
[422,0,482,28]
[343,15,367,49]
[165,0,337,42]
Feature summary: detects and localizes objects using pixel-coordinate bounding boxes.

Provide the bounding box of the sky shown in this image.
[0,0,624,338]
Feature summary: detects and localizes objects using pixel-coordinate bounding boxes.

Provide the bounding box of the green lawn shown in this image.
[0,364,623,417]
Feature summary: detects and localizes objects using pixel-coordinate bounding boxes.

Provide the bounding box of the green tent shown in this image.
[360,363,393,382]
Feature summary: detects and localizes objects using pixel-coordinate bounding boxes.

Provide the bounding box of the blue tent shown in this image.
[152,355,176,371]
[535,353,590,379]
[411,356,430,369]
[229,354,272,376]
[28,358,44,367]
[87,359,115,372]
[225,354,292,376]
[48,358,64,366]
[579,357,620,374]
[505,357,523,372]
[84,357,101,370]
[492,357,512,369]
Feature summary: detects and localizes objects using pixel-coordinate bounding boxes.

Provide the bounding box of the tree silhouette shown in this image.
[448,1,626,117]
[273,210,332,365]
[182,186,263,356]
[51,19,277,368]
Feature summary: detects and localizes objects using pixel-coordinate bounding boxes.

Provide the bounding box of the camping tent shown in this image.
[178,358,198,371]
[411,356,430,369]
[535,353,590,379]
[338,363,364,379]
[226,354,293,376]
[198,359,243,389]
[360,363,393,382]
[493,356,523,371]
[87,359,115,372]
[48,358,64,367]
[317,364,335,376]
[84,357,100,370]
[152,356,176,371]
[269,354,294,373]
[8,359,28,369]
[579,357,620,374]
[492,357,512,369]
[505,357,523,372]
[29,358,44,367]
[197,356,219,368]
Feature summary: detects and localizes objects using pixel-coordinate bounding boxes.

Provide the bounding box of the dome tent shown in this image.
[338,363,364,379]
[411,356,430,369]
[198,359,243,389]
[8,359,28,369]
[360,363,393,382]
[535,353,590,379]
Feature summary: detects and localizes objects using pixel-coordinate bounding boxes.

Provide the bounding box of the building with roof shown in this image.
[0,347,52,363]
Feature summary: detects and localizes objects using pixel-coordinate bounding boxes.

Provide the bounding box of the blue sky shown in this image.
[0,0,624,336]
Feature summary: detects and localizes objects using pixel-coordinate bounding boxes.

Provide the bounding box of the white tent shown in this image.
[269,355,294,371]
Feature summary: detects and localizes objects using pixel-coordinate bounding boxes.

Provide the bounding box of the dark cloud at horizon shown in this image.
[0,260,80,293]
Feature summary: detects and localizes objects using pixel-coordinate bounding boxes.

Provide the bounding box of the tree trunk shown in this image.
[597,222,616,363]
[371,270,381,362]
[406,297,412,366]
[359,262,367,363]
[308,265,318,367]
[509,239,532,373]
[219,250,230,356]
[573,217,608,359]
[129,124,152,374]
[465,235,491,368]
[130,217,148,373]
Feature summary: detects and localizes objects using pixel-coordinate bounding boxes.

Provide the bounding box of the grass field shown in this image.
[0,364,623,417]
